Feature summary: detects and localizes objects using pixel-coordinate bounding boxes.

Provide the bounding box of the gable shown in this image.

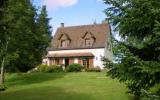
[82,32,94,39]
[58,34,70,40]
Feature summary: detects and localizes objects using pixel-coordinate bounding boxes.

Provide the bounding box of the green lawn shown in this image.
[0,72,133,100]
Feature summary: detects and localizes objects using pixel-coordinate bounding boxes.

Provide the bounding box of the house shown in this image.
[43,22,113,69]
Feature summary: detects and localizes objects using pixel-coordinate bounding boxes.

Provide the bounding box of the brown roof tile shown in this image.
[50,23,110,50]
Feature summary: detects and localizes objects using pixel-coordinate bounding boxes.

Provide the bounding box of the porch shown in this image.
[47,52,94,68]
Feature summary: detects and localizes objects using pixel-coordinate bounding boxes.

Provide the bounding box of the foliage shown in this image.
[37,64,48,72]
[46,65,63,72]
[140,89,160,100]
[85,67,101,72]
[67,64,83,72]
[0,84,7,91]
[104,0,160,99]
[0,0,52,72]
[36,64,63,73]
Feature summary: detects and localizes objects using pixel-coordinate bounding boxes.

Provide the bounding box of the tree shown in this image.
[104,0,160,99]
[4,1,52,72]
[9,5,52,72]
[0,0,9,85]
[36,5,52,62]
[0,0,52,86]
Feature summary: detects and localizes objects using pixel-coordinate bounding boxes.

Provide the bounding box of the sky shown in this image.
[33,0,107,35]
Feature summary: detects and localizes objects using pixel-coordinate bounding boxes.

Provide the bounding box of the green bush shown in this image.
[0,84,7,91]
[36,64,63,73]
[67,64,83,72]
[37,64,48,72]
[46,65,63,72]
[85,67,101,72]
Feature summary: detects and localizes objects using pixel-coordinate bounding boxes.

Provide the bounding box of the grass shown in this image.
[0,72,133,100]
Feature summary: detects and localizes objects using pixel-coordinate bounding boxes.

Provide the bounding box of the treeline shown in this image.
[0,0,51,73]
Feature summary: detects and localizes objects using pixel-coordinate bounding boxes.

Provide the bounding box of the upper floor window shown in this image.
[82,32,95,47]
[61,40,69,48]
[85,39,92,47]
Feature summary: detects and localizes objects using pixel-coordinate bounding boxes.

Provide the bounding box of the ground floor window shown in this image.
[82,58,89,68]
[55,59,59,65]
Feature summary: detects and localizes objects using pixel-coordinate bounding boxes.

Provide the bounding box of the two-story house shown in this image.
[44,22,112,69]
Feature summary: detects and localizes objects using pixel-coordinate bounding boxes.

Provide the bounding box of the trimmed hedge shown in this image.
[67,64,83,72]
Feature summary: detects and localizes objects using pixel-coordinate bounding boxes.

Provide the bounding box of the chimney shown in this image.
[60,23,64,27]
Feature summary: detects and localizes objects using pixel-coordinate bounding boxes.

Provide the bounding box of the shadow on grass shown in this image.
[0,86,96,100]
[5,72,66,87]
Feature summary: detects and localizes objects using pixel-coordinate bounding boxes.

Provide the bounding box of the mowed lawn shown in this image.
[0,72,133,100]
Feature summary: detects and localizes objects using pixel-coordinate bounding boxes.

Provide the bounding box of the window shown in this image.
[61,40,69,48]
[82,58,89,68]
[85,39,92,47]
[61,40,66,47]
[55,59,59,65]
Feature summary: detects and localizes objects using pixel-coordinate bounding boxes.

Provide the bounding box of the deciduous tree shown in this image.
[0,0,52,86]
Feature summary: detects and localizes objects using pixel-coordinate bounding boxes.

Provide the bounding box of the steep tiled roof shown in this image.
[50,23,110,50]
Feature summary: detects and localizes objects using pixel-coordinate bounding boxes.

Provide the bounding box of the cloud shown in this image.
[42,0,78,11]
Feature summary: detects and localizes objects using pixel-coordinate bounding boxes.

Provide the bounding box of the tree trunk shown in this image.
[0,57,5,84]
[0,39,9,85]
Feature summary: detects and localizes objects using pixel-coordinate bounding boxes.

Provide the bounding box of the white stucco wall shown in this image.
[74,58,78,63]
[48,48,105,69]
[105,48,113,61]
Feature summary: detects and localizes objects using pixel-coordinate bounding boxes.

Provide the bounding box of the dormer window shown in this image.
[61,40,69,48]
[58,34,71,48]
[85,39,92,47]
[61,40,66,47]
[82,32,95,47]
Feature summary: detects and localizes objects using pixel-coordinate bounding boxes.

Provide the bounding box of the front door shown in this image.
[65,58,69,67]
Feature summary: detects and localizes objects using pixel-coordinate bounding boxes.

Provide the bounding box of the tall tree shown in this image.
[0,0,9,85]
[36,5,52,62]
[104,0,160,99]
[0,0,52,86]
[10,5,52,72]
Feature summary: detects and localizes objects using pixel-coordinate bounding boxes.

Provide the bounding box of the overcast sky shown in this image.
[33,0,107,35]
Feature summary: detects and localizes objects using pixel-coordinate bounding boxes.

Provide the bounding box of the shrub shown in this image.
[35,64,63,73]
[85,67,101,72]
[46,65,63,72]
[67,64,83,72]
[0,84,7,91]
[37,64,48,72]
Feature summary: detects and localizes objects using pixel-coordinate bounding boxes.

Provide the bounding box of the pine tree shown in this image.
[36,5,52,59]
[104,0,160,99]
